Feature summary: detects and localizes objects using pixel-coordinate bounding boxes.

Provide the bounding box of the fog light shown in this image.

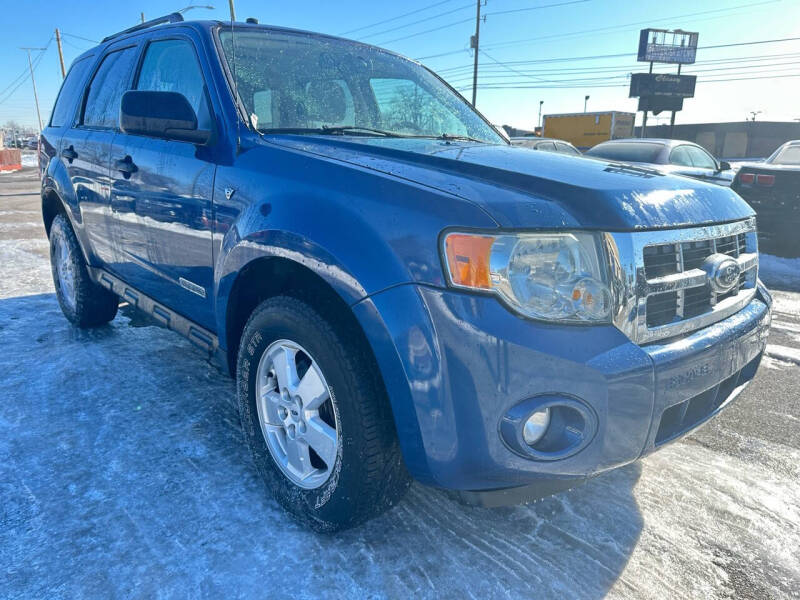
[523,408,551,445]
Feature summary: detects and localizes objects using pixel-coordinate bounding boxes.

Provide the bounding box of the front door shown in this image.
[108,36,216,329]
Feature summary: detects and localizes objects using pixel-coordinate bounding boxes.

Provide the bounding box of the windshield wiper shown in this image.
[257,126,404,138]
[320,125,405,137]
[438,133,484,143]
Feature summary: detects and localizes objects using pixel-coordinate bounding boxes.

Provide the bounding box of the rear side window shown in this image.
[770,145,800,165]
[556,142,580,156]
[586,142,663,163]
[686,145,717,170]
[536,141,557,152]
[82,47,138,129]
[50,56,94,127]
[135,39,213,130]
[669,146,693,167]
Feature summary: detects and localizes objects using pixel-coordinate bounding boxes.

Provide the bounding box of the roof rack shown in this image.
[101,12,184,43]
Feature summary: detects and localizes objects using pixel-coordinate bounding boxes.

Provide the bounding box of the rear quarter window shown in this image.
[49,56,94,128]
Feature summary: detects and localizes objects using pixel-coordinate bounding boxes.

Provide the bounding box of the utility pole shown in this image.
[228,0,237,21]
[538,100,543,130]
[668,64,681,138]
[55,29,66,79]
[20,47,45,132]
[470,0,483,107]
[641,61,653,139]
[141,12,145,23]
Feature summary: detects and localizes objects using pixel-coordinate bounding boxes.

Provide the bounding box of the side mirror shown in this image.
[120,90,211,145]
[719,160,732,171]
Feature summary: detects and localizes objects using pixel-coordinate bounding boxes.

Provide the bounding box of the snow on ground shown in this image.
[2,170,799,598]
[20,152,38,168]
[760,253,800,291]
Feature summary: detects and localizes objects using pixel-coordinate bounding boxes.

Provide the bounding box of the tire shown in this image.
[236,296,409,532]
[49,213,118,328]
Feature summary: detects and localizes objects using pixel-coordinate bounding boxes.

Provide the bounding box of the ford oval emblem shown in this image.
[702,253,741,294]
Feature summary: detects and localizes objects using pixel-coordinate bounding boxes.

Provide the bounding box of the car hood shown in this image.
[265,135,754,230]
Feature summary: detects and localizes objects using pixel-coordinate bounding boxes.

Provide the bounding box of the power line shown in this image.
[416,0,781,60]
[0,40,51,106]
[445,54,800,83]
[432,35,800,75]
[484,0,779,52]
[60,32,100,44]
[458,72,800,90]
[357,1,474,41]
[486,0,589,18]
[338,0,459,36]
[375,16,474,46]
[376,0,595,47]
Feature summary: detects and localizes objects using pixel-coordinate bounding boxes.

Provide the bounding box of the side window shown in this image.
[686,146,717,170]
[536,142,557,152]
[50,56,94,127]
[557,143,580,156]
[136,39,212,130]
[82,47,138,128]
[370,78,467,137]
[669,146,693,167]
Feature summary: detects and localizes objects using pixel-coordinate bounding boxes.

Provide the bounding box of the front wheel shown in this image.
[49,213,118,327]
[236,296,409,532]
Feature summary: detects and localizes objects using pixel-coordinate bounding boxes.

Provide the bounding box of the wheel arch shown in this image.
[222,256,374,378]
[42,187,67,237]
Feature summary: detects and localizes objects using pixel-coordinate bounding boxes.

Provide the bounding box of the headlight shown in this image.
[442,231,613,323]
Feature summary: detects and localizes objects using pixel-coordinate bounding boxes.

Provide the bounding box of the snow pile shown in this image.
[759,254,800,291]
[20,153,38,168]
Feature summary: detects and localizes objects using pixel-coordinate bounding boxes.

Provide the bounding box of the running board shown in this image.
[89,267,220,357]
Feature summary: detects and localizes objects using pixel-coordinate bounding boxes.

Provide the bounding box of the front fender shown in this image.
[211,140,499,344]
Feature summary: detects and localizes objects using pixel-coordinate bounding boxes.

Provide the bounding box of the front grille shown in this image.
[642,231,755,330]
[608,218,759,344]
[643,233,747,278]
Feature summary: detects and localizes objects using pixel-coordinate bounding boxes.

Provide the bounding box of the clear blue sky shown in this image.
[2,0,799,131]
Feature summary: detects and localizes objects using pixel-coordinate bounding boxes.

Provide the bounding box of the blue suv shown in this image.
[40,14,771,531]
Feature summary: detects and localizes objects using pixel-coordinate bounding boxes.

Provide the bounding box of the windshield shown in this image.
[768,144,800,165]
[217,29,504,144]
[585,142,664,164]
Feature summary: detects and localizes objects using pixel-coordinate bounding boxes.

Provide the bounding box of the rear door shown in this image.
[107,34,216,328]
[59,46,139,266]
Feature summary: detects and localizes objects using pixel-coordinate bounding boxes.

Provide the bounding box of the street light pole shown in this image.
[584,95,590,113]
[20,47,45,132]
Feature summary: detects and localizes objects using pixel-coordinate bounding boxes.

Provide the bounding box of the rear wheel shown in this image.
[236,296,409,532]
[49,213,118,327]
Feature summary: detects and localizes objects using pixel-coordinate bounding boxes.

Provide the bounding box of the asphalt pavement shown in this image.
[1,166,798,599]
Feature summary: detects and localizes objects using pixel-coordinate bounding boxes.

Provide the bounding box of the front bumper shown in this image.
[355,281,771,495]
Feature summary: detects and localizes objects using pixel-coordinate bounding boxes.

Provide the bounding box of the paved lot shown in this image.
[1,166,799,599]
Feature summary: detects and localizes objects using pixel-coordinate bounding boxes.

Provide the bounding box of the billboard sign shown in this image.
[638,29,699,64]
[637,96,684,114]
[629,73,697,98]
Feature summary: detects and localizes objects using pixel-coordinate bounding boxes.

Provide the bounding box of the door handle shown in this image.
[61,145,77,163]
[115,155,138,178]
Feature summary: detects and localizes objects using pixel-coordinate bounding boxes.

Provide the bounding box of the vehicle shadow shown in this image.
[0,292,643,599]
